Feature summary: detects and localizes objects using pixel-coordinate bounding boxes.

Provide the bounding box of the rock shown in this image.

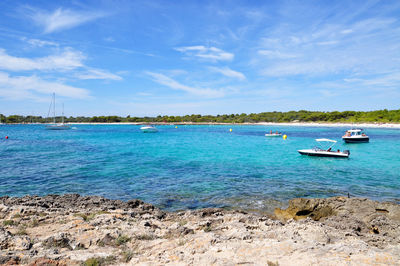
[0,228,12,250]
[1,194,399,265]
[274,198,335,221]
[97,233,115,246]
[43,233,72,250]
[12,235,32,250]
[28,257,68,266]
[0,255,20,265]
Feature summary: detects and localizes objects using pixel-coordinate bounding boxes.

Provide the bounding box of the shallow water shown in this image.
[0,124,399,211]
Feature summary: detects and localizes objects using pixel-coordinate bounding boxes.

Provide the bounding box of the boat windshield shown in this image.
[313,139,336,151]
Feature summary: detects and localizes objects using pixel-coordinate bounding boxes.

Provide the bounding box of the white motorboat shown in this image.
[265,133,282,137]
[140,125,158,133]
[342,129,369,143]
[265,130,282,137]
[298,138,350,158]
[46,93,70,130]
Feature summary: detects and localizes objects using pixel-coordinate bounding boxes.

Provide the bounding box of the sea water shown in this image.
[0,124,399,212]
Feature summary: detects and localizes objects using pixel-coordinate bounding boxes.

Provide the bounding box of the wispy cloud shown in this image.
[258,50,299,59]
[75,68,122,80]
[209,66,246,80]
[145,71,224,97]
[25,7,107,34]
[0,48,85,71]
[344,72,400,88]
[175,46,234,62]
[316,41,339,46]
[21,37,59,47]
[0,48,122,81]
[319,89,338,97]
[0,71,89,99]
[256,15,400,78]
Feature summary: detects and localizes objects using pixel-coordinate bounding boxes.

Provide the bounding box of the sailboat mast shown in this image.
[62,103,64,124]
[53,93,56,124]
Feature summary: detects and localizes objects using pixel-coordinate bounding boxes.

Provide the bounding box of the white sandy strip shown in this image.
[66,122,400,128]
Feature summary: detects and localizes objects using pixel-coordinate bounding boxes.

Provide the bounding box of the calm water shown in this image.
[0,124,399,212]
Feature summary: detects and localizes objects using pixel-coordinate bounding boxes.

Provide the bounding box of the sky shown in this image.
[0,0,399,117]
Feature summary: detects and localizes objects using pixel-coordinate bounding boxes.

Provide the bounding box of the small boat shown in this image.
[140,125,158,133]
[342,129,369,143]
[298,138,350,158]
[46,123,71,130]
[265,130,282,137]
[46,93,70,130]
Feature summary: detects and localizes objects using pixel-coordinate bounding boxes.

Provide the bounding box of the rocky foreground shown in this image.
[0,195,399,265]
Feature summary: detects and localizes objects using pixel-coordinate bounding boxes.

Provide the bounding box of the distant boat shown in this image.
[46,93,71,130]
[342,129,369,143]
[265,130,282,137]
[140,125,158,133]
[298,138,350,158]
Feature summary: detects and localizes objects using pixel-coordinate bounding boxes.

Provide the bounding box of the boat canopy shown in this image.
[315,138,337,143]
[347,129,362,132]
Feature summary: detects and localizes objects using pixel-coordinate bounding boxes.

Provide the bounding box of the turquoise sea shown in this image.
[0,124,399,212]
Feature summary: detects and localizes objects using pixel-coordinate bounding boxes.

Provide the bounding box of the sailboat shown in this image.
[46,93,71,130]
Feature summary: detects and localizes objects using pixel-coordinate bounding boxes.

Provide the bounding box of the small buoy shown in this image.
[5,136,8,139]
[229,128,232,132]
[175,126,178,129]
[283,134,287,140]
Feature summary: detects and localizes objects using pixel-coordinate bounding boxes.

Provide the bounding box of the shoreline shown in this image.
[4,121,400,128]
[1,194,399,265]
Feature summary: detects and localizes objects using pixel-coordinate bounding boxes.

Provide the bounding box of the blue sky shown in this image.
[0,0,399,116]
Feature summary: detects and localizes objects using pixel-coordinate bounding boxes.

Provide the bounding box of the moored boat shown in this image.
[265,130,282,137]
[342,129,369,143]
[46,93,70,130]
[140,125,158,133]
[298,139,350,158]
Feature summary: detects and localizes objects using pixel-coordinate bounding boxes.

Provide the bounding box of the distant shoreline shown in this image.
[6,121,400,128]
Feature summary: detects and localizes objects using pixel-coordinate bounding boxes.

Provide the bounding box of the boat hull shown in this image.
[265,134,282,137]
[342,137,369,143]
[298,149,349,158]
[46,124,71,130]
[140,127,158,133]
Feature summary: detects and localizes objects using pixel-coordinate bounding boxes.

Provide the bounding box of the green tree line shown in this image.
[1,109,400,124]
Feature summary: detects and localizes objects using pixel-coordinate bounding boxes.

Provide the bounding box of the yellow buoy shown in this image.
[175,126,178,128]
[229,128,232,132]
[283,134,287,140]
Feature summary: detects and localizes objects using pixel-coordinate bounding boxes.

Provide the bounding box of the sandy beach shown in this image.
[46,122,400,129]
[1,194,399,265]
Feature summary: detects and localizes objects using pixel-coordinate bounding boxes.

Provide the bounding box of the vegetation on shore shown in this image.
[1,109,400,124]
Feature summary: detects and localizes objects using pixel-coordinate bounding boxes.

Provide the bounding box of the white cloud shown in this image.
[316,41,339,46]
[22,37,59,47]
[319,89,338,97]
[145,71,224,97]
[209,66,246,80]
[104,37,115,42]
[75,68,123,80]
[341,29,353,34]
[258,50,299,59]
[175,46,234,61]
[27,7,107,34]
[345,72,400,87]
[0,72,89,99]
[0,48,121,81]
[0,48,85,71]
